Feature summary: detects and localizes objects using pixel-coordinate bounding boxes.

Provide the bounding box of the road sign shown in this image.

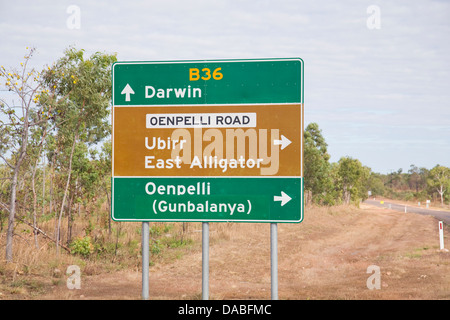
[111,58,304,223]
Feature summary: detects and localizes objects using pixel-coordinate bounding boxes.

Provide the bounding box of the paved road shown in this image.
[364,199,450,225]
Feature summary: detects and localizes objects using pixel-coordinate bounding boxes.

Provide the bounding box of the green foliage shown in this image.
[367,172,385,196]
[146,223,192,257]
[361,163,450,205]
[84,220,94,236]
[150,236,193,257]
[403,192,415,201]
[149,224,173,237]
[151,239,163,255]
[335,157,370,204]
[164,238,193,249]
[69,236,94,258]
[303,123,333,204]
[41,47,117,143]
[427,165,450,205]
[302,123,373,205]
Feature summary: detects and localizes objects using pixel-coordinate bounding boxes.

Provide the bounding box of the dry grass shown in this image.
[0,215,209,299]
[1,203,449,300]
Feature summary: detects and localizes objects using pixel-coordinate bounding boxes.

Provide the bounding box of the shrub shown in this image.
[150,239,163,255]
[70,236,94,258]
[403,192,414,201]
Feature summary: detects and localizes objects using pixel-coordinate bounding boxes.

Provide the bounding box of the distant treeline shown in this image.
[304,123,450,206]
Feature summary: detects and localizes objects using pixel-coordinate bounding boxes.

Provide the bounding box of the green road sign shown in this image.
[112,59,303,106]
[112,177,302,223]
[112,58,304,223]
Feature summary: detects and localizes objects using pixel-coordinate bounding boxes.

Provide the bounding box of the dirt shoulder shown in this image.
[27,204,450,299]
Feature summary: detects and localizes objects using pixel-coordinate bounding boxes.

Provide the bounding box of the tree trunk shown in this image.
[42,152,46,217]
[304,190,313,206]
[5,169,19,262]
[67,179,77,246]
[343,185,350,205]
[31,130,47,249]
[5,129,29,262]
[31,165,39,249]
[5,165,26,262]
[438,186,444,206]
[106,187,111,235]
[56,132,78,256]
[102,182,111,235]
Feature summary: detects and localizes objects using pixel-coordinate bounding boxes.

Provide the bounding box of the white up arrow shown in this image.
[274,135,292,150]
[121,84,134,102]
[274,191,292,206]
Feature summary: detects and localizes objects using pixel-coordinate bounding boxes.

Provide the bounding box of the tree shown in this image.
[427,165,450,206]
[303,123,332,204]
[41,47,116,254]
[388,168,404,190]
[0,48,50,262]
[407,165,421,192]
[367,172,385,197]
[335,156,370,204]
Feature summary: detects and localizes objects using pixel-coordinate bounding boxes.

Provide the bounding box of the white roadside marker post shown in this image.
[439,221,445,251]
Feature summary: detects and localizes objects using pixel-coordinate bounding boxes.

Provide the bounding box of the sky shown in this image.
[1,0,449,174]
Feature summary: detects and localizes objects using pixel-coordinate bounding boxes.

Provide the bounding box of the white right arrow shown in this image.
[121,83,135,102]
[274,135,292,150]
[274,191,292,206]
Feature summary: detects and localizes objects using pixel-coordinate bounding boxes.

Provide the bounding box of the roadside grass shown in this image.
[0,215,202,299]
[1,203,448,299]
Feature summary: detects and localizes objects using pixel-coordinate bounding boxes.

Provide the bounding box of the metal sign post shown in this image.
[142,221,149,300]
[271,223,278,300]
[202,222,209,300]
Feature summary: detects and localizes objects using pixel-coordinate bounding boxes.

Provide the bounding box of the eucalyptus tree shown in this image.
[41,47,116,254]
[303,123,332,204]
[0,48,51,262]
[335,156,370,205]
[427,165,450,206]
